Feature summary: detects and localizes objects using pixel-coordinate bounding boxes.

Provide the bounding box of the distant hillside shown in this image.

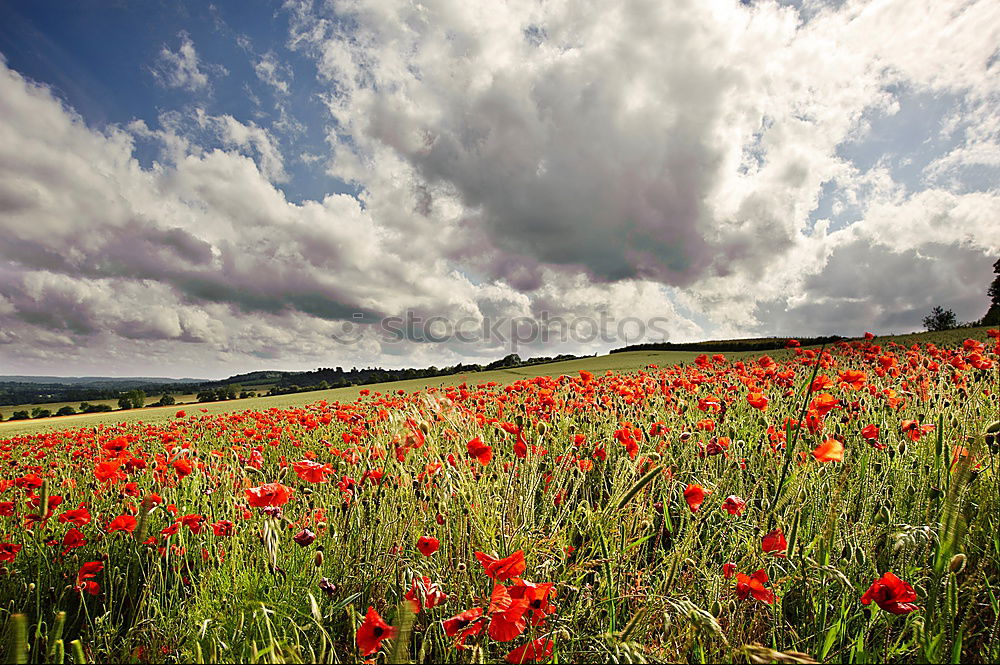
[267,353,586,395]
[0,375,205,386]
[198,370,300,387]
[610,335,847,354]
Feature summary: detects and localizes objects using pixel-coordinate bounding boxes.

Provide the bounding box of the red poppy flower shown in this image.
[809,375,834,392]
[356,606,397,657]
[722,495,746,516]
[735,569,775,604]
[417,536,440,556]
[107,515,138,534]
[683,484,708,513]
[467,437,493,466]
[475,550,526,581]
[901,420,934,442]
[212,520,234,537]
[508,580,555,625]
[291,459,334,483]
[405,576,448,612]
[62,528,87,552]
[175,410,186,418]
[861,424,880,440]
[443,608,485,648]
[94,461,125,484]
[837,369,867,391]
[245,483,293,508]
[506,637,554,663]
[809,393,839,416]
[746,392,768,411]
[58,505,92,527]
[762,529,787,556]
[76,561,103,595]
[0,543,22,563]
[487,584,529,642]
[172,457,194,478]
[179,514,205,534]
[813,438,844,463]
[723,562,737,579]
[861,572,920,614]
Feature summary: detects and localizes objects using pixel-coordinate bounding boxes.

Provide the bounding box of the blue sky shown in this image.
[0,0,997,378]
[0,0,350,203]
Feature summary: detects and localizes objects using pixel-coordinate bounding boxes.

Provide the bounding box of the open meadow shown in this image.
[0,328,997,663]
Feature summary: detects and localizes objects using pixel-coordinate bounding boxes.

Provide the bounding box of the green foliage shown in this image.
[0,327,997,663]
[117,389,146,410]
[923,306,958,332]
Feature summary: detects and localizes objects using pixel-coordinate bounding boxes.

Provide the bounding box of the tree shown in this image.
[923,305,957,332]
[10,410,29,420]
[982,258,1000,326]
[56,406,76,417]
[155,394,176,406]
[117,390,146,410]
[31,407,52,419]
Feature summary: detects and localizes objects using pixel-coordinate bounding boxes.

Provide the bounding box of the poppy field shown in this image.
[1,330,998,664]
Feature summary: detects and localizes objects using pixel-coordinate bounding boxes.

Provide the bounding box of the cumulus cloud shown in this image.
[285,0,999,329]
[1,0,999,376]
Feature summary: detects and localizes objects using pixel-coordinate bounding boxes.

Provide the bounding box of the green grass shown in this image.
[4,325,994,438]
[0,350,709,437]
[0,325,996,663]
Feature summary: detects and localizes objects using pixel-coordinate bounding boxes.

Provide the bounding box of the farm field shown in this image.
[0,350,730,437]
[0,328,997,663]
[3,327,993,438]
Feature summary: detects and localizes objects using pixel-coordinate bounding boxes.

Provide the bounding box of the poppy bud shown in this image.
[537,421,548,436]
[276,466,289,481]
[709,600,722,617]
[897,441,906,455]
[456,562,467,573]
[949,553,966,573]
[418,422,429,435]
[875,506,891,525]
[314,550,324,568]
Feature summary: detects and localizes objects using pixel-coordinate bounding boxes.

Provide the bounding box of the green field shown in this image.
[2,326,993,438]
[0,324,996,663]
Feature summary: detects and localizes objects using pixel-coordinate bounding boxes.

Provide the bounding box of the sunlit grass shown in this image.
[0,328,997,663]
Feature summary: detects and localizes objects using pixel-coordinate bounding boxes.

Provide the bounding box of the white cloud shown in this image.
[254,51,293,95]
[1,0,999,375]
[151,31,225,92]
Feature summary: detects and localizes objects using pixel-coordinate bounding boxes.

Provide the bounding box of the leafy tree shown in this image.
[31,407,52,419]
[982,258,1000,326]
[923,305,958,332]
[10,410,29,420]
[155,394,176,406]
[117,390,146,410]
[56,406,76,417]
